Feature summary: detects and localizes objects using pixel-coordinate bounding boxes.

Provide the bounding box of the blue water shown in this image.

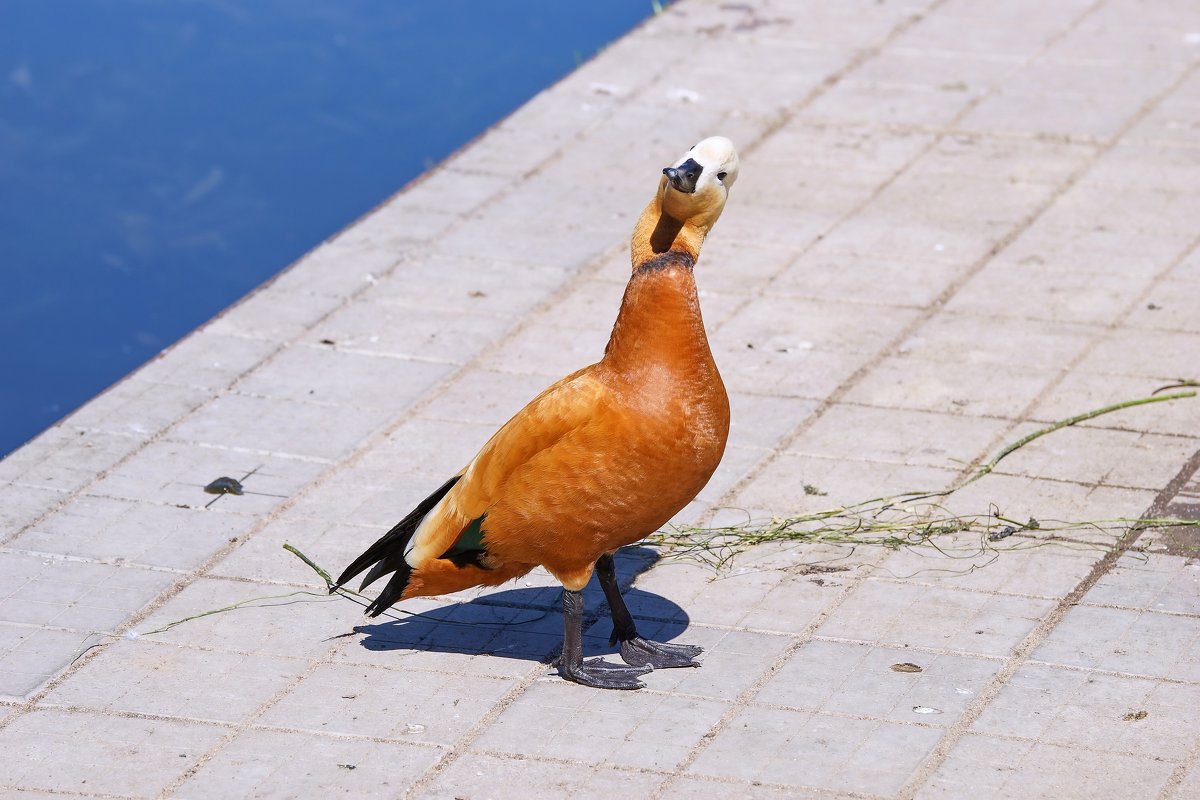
[0,1,653,458]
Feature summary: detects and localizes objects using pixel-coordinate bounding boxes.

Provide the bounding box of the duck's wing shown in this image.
[406,368,610,566]
[334,368,611,609]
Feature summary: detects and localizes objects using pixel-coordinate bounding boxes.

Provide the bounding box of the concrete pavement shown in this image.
[2,0,1200,797]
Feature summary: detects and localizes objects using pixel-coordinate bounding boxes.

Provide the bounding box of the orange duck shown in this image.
[336,137,740,689]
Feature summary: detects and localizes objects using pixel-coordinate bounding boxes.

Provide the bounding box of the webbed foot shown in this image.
[560,656,652,690]
[619,636,702,669]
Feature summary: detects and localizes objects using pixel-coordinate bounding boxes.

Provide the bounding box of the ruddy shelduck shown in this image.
[336,137,740,689]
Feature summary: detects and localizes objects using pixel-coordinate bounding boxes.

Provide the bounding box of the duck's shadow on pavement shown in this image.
[351,547,693,664]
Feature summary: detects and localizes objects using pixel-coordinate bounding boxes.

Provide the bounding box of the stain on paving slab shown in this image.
[1156,473,1200,558]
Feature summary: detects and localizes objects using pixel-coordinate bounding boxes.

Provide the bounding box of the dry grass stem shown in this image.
[650,386,1199,571]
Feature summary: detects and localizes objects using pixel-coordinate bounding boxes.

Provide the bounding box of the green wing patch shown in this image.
[437,513,490,568]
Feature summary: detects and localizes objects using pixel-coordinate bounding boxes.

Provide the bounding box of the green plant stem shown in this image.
[959,390,1196,488]
[283,543,335,589]
[138,591,333,636]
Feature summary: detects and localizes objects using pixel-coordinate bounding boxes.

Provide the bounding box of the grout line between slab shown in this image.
[0,784,131,800]
[851,571,1197,606]
[0,548,192,575]
[454,746,675,779]
[1022,658,1200,686]
[465,745,891,799]
[641,688,954,732]
[924,725,1193,764]
[1160,727,1200,798]
[1071,601,1200,620]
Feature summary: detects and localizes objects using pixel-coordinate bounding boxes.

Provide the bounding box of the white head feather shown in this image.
[683,136,738,189]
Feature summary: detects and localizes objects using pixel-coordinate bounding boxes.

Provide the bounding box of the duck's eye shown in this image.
[717,172,728,181]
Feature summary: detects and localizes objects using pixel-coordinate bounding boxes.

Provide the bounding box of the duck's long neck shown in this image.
[629,195,709,269]
[602,199,717,376]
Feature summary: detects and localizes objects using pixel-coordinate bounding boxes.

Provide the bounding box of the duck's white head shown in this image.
[660,136,739,226]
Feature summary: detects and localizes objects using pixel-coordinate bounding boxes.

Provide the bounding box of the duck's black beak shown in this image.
[663,158,703,194]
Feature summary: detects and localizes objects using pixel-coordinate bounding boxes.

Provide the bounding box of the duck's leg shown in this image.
[558,588,651,690]
[597,553,702,668]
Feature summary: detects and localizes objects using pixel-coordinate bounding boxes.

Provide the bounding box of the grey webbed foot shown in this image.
[560,655,652,690]
[619,636,702,669]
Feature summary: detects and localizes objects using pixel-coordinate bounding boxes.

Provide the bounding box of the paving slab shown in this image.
[2,0,1200,797]
[39,640,308,724]
[174,727,443,800]
[0,708,229,796]
[423,752,667,800]
[689,703,945,795]
[916,733,1178,800]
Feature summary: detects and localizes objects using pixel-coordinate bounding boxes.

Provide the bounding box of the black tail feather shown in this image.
[365,560,413,617]
[334,475,461,598]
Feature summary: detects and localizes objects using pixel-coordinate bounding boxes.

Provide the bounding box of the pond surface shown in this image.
[0,0,653,457]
